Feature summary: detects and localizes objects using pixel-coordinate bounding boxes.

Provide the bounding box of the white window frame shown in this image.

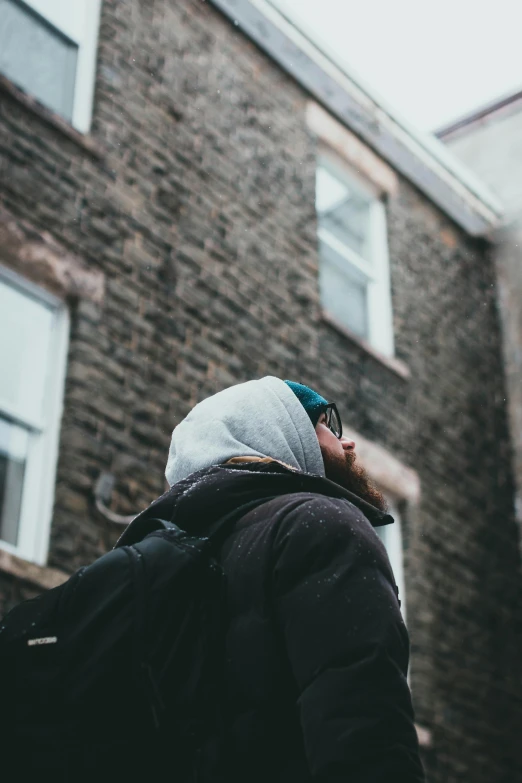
[376,496,407,625]
[317,152,395,357]
[5,0,102,133]
[0,265,69,564]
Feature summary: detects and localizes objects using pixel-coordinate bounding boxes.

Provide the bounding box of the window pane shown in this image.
[0,417,29,547]
[0,0,78,121]
[319,239,370,339]
[0,278,55,423]
[316,165,373,261]
[376,500,406,623]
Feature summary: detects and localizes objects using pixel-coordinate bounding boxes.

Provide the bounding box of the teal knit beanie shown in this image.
[284,380,328,427]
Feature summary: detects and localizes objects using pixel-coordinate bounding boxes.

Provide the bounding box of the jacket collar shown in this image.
[116,460,393,548]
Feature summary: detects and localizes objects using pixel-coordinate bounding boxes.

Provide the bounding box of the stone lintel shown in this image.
[0,206,105,304]
[307,101,398,196]
[344,427,421,505]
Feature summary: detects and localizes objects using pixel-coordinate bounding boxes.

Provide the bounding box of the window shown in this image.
[0,266,69,563]
[376,499,407,623]
[316,155,395,356]
[0,0,102,132]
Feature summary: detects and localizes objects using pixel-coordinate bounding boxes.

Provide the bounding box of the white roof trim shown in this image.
[210,0,504,235]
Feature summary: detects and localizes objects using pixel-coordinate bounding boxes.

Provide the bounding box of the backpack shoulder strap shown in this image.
[118,496,278,549]
[115,515,177,548]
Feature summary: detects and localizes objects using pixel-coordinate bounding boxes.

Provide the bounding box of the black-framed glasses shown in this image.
[324,402,342,439]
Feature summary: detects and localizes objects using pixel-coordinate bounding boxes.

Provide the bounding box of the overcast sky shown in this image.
[270,0,522,133]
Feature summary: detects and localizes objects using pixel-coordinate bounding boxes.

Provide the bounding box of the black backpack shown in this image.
[0,498,270,783]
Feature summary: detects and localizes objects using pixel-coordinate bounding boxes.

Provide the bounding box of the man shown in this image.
[147,376,425,781]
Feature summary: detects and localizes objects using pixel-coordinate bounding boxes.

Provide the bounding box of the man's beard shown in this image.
[324,449,387,512]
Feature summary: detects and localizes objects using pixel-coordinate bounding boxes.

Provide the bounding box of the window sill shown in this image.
[0,75,103,160]
[0,547,68,591]
[321,311,410,380]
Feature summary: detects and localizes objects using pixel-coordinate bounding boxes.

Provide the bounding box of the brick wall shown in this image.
[0,0,520,780]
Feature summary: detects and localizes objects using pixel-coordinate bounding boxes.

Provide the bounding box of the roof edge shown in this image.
[436,88,522,140]
[209,0,504,235]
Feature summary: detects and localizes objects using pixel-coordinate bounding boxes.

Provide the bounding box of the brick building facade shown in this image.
[0,1,521,781]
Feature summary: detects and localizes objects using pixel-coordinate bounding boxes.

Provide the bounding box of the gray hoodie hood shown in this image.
[165,376,325,486]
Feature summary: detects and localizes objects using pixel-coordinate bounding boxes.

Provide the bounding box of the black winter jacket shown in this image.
[131,459,425,783]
